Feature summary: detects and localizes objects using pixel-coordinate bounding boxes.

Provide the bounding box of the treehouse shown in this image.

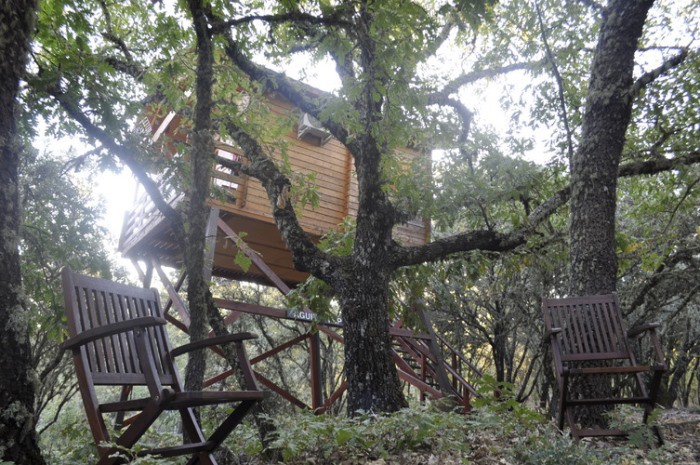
[118,89,430,287]
[116,88,485,413]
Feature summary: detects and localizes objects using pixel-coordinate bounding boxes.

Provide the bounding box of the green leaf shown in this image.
[234,251,252,272]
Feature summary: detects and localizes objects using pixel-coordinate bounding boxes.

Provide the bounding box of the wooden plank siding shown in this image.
[120,92,429,286]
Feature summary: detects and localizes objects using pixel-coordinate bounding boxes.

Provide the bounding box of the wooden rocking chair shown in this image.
[61,268,265,465]
[542,293,666,443]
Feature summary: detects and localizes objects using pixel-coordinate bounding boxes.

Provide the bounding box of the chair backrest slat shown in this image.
[63,270,177,386]
[543,294,631,362]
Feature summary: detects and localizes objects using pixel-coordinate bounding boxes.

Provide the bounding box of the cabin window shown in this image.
[213,148,242,202]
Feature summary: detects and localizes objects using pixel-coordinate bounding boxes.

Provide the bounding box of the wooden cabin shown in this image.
[119,90,430,287]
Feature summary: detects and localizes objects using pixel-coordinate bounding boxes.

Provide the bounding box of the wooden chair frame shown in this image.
[61,268,265,465]
[542,293,666,443]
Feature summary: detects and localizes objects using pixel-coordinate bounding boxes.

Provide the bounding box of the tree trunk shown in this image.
[339,267,407,413]
[0,2,46,464]
[182,0,215,405]
[567,0,654,428]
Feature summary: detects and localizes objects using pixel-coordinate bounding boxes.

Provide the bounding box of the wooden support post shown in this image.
[153,259,191,328]
[416,303,459,398]
[131,259,152,288]
[144,262,154,288]
[420,353,427,404]
[310,331,323,411]
[452,352,458,391]
[162,272,187,318]
[203,208,219,282]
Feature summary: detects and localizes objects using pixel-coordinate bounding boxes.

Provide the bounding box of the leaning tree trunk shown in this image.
[0,2,46,464]
[567,0,654,428]
[183,0,215,398]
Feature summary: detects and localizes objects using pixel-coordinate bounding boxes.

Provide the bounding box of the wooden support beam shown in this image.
[251,333,311,365]
[162,272,187,320]
[316,381,347,414]
[217,219,292,295]
[397,369,443,399]
[203,208,220,282]
[153,260,190,327]
[254,372,309,410]
[416,304,459,397]
[131,259,149,287]
[310,331,323,410]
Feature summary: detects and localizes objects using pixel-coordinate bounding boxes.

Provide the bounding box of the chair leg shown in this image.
[114,386,133,430]
[644,370,664,424]
[652,425,664,447]
[97,400,164,465]
[186,400,258,465]
[180,407,207,443]
[557,374,569,431]
[191,452,218,465]
[566,408,580,442]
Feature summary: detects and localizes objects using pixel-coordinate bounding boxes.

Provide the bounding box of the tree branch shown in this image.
[535,0,574,167]
[391,229,526,268]
[632,49,689,96]
[41,80,186,246]
[618,150,700,176]
[219,118,342,284]
[102,56,145,81]
[209,10,351,34]
[218,33,351,147]
[426,93,474,167]
[391,149,700,269]
[438,61,541,97]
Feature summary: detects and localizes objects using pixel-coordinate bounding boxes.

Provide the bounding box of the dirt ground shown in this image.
[586,409,700,464]
[398,409,700,465]
[656,409,700,464]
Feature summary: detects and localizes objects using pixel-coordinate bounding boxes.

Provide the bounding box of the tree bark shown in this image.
[569,0,654,296]
[0,1,46,464]
[567,0,654,428]
[339,267,407,413]
[183,0,215,398]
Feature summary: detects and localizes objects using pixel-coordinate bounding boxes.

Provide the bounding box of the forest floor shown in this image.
[401,409,700,465]
[647,409,700,464]
[262,407,700,465]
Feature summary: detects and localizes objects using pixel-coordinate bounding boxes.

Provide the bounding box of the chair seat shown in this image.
[564,364,664,376]
[100,390,265,412]
[167,390,266,408]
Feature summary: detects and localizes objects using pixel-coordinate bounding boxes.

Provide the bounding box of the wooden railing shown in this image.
[118,164,248,256]
[118,181,182,255]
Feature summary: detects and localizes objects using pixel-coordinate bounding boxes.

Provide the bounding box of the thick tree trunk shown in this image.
[339,120,408,413]
[567,0,654,428]
[340,267,407,413]
[569,0,653,296]
[0,2,46,464]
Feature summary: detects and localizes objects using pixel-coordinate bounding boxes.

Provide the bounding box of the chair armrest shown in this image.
[61,317,167,351]
[627,322,660,338]
[546,327,562,338]
[170,332,258,358]
[627,322,667,369]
